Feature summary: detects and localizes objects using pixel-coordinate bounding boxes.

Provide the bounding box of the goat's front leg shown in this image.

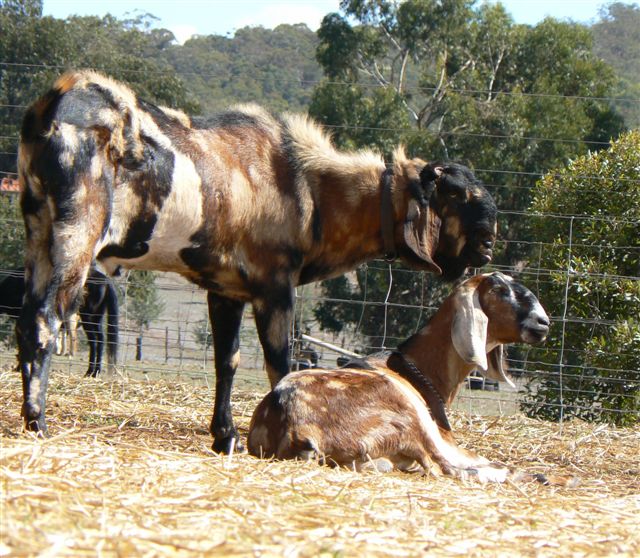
[16,296,57,434]
[208,292,245,454]
[17,278,85,433]
[253,284,294,388]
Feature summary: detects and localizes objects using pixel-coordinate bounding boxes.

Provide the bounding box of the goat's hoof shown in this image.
[212,435,245,455]
[21,403,47,435]
[532,473,550,485]
[23,416,48,436]
[512,471,556,485]
[530,472,580,487]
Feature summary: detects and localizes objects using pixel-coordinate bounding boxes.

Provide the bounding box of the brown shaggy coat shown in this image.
[17,71,497,450]
[248,273,574,485]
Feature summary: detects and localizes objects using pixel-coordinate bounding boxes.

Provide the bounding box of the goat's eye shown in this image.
[491,286,509,297]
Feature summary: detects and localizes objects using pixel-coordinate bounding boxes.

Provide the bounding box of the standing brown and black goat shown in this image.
[17,71,497,451]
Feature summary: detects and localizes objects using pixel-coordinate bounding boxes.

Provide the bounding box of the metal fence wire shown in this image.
[0,221,637,423]
[0,68,638,426]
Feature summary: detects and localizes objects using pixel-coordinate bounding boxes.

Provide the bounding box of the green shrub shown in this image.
[521,131,640,425]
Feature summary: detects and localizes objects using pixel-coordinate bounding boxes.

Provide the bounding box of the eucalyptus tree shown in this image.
[310,0,625,351]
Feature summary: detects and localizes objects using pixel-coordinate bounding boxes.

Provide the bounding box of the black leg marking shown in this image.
[253,285,294,388]
[208,292,245,454]
[16,297,58,434]
[81,311,103,377]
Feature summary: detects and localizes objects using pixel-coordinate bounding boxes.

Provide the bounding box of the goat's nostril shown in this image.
[482,240,494,249]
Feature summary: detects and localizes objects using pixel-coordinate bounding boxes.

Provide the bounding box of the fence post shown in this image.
[557,216,575,429]
[165,326,169,364]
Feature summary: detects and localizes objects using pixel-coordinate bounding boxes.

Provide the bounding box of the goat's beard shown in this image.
[433,253,471,282]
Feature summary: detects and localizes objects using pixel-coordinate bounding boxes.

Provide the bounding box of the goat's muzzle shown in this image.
[522,314,550,343]
[477,252,493,266]
[468,246,493,268]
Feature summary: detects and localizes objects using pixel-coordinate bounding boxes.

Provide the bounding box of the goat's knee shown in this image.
[253,297,293,387]
[356,457,395,473]
[17,306,59,361]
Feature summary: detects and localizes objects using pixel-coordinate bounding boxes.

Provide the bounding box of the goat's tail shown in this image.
[105,281,119,370]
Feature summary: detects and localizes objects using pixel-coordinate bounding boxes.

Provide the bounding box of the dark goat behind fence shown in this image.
[1,268,118,377]
[16,70,497,450]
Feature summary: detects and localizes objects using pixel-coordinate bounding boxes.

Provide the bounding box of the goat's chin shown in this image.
[433,254,468,282]
[522,328,548,344]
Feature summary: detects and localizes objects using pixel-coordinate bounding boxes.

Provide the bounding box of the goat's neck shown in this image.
[399,298,476,406]
[302,167,396,281]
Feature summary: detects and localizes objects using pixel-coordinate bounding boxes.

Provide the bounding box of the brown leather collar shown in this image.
[380,168,396,261]
[386,351,452,431]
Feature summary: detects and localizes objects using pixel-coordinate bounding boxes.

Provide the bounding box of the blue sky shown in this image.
[42,0,614,44]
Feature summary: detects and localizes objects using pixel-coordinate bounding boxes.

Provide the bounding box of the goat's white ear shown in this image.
[451,285,488,371]
[485,345,516,388]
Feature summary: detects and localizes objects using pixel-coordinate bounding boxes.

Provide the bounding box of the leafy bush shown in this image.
[192,315,213,351]
[521,131,640,425]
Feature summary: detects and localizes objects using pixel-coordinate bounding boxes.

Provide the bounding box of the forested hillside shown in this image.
[162,24,321,114]
[2,1,638,131]
[592,2,640,127]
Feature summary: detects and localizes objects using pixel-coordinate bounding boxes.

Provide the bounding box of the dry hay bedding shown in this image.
[1,363,638,557]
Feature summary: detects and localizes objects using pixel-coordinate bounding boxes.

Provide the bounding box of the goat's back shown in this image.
[247,366,424,463]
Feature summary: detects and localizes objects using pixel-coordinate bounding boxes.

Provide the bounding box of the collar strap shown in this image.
[380,168,396,261]
[386,350,452,431]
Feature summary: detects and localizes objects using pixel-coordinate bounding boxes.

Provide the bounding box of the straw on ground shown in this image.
[1,364,638,557]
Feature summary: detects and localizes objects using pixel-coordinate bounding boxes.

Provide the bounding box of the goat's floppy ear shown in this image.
[403,200,442,273]
[484,345,516,388]
[402,164,443,273]
[451,285,489,371]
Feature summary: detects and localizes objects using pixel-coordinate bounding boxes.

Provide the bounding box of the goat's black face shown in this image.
[426,163,497,281]
[481,273,550,344]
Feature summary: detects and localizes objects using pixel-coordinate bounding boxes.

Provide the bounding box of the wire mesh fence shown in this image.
[0,62,638,426]
[1,253,637,423]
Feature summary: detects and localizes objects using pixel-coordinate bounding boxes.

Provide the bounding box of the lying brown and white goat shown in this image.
[248,273,572,485]
[17,71,497,451]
